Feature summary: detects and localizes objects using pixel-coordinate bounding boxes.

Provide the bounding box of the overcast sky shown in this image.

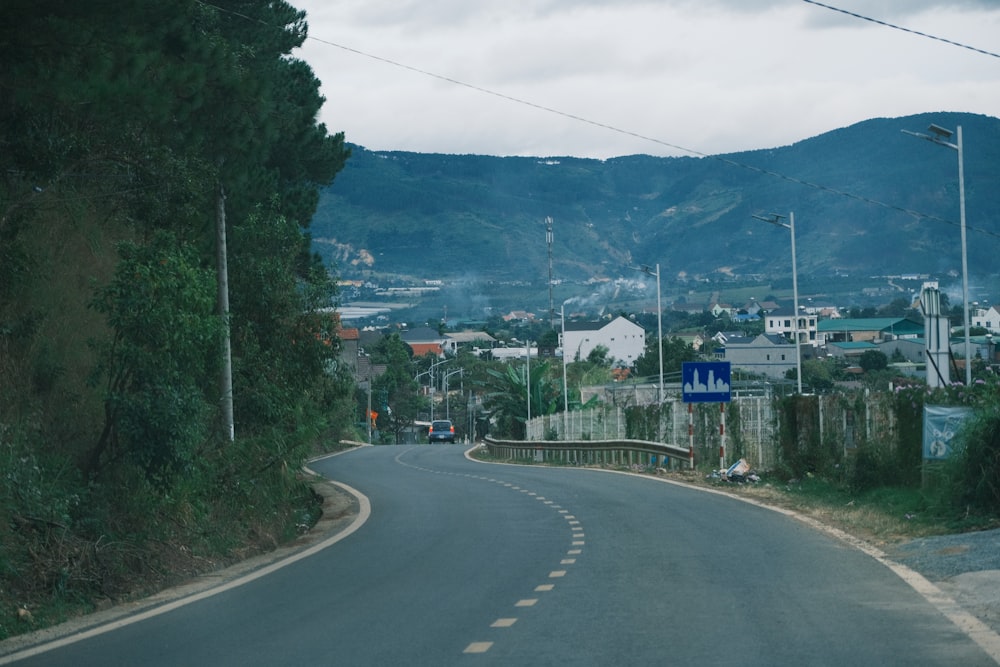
[292,0,999,159]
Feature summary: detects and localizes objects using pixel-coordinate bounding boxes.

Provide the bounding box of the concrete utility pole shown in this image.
[752,212,802,394]
[546,216,554,329]
[526,340,532,429]
[632,264,663,405]
[216,182,234,441]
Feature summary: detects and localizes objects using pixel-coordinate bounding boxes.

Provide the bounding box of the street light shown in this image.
[753,212,802,394]
[561,304,569,436]
[632,264,663,404]
[443,368,463,420]
[903,123,971,385]
[417,357,453,420]
[525,339,532,425]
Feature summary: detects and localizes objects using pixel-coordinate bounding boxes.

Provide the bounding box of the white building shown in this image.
[765,306,818,346]
[560,316,646,367]
[972,305,1000,332]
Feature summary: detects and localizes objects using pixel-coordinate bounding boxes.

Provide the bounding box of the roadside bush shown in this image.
[848,444,899,492]
[0,418,323,641]
[777,395,840,478]
[940,409,1000,514]
[625,404,658,441]
[1,424,94,637]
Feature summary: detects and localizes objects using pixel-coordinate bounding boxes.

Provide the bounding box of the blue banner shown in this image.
[922,404,973,460]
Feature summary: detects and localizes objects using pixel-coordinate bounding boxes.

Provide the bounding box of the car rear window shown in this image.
[432,421,452,430]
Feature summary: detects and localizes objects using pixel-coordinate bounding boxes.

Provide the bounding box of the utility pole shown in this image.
[546,216,554,328]
[752,212,802,394]
[216,182,234,441]
[367,372,372,445]
[903,123,971,385]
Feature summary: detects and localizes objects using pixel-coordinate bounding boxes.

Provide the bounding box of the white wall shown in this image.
[561,316,646,366]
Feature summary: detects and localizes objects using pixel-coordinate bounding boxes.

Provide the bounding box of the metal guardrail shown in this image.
[483,436,693,469]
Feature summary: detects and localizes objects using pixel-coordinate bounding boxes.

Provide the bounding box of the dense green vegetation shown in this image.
[0,1,354,637]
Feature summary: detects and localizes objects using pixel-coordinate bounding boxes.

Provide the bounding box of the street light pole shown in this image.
[444,369,463,420]
[634,264,663,404]
[753,213,803,394]
[419,357,453,421]
[525,340,532,435]
[366,372,372,445]
[561,305,569,437]
[903,123,971,385]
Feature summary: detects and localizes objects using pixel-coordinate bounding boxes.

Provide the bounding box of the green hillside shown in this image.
[312,112,1000,290]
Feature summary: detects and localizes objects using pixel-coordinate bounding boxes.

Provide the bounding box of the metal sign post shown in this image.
[682,362,732,470]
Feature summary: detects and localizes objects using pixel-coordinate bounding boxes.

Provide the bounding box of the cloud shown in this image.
[294,0,1000,158]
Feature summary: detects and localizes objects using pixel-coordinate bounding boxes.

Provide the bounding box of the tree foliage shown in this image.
[89,232,222,479]
[0,1,353,630]
[368,334,425,443]
[634,335,697,378]
[479,357,570,439]
[858,350,889,373]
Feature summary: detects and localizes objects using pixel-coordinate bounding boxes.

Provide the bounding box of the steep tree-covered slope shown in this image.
[0,0,352,634]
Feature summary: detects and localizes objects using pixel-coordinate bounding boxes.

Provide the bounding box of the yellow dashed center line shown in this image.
[459,473,588,658]
[464,642,493,654]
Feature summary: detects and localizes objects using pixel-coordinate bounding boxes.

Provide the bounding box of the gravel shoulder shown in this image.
[887,529,1000,635]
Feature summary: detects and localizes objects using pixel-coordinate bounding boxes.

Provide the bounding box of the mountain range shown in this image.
[309,112,1000,304]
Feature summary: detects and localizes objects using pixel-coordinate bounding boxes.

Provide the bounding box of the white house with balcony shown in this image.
[765,306,818,346]
[560,316,646,367]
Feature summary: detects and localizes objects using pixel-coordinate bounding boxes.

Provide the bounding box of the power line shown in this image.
[199,0,998,239]
[800,0,1000,60]
[306,33,999,239]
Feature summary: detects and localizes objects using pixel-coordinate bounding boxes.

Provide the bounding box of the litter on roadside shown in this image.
[723,458,759,483]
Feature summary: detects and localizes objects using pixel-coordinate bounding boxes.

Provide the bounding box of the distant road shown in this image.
[7,445,997,666]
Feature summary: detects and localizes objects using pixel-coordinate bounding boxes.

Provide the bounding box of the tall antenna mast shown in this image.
[546,216,554,328]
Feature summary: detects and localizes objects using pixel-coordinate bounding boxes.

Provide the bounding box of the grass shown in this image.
[669,471,1000,548]
[716,476,933,546]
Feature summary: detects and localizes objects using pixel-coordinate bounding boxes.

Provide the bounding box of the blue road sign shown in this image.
[682,361,732,403]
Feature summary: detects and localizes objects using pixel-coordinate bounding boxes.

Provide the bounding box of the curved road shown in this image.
[4,445,997,666]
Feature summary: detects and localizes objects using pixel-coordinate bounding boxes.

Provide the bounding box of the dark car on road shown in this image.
[428,419,455,443]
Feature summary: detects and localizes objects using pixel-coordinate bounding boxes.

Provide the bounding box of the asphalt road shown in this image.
[4,445,998,666]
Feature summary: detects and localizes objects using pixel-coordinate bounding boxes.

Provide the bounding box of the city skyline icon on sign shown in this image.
[682,361,732,403]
